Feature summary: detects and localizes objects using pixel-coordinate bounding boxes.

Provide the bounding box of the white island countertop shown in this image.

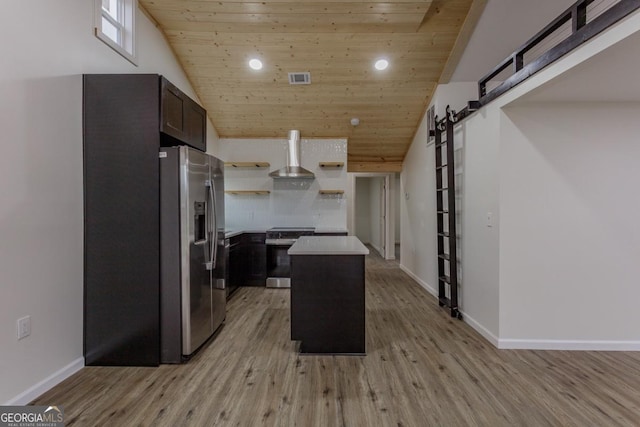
[288,236,369,255]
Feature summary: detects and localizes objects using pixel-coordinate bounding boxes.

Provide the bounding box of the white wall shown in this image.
[467,7,640,349]
[0,1,218,404]
[399,107,438,296]
[402,5,640,349]
[499,103,640,344]
[355,178,371,243]
[368,177,384,255]
[349,173,396,259]
[451,0,576,82]
[355,176,396,250]
[459,107,501,342]
[219,138,347,231]
[401,82,500,340]
[399,82,479,296]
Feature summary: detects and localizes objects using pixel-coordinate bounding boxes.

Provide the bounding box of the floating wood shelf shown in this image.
[224,190,270,195]
[319,162,344,168]
[319,190,345,195]
[224,162,270,168]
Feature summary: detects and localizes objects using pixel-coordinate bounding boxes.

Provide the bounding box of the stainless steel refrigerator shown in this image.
[160,146,226,363]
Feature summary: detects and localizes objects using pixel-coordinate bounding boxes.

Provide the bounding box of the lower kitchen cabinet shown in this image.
[227,234,243,298]
[290,251,366,354]
[227,232,267,290]
[243,233,267,286]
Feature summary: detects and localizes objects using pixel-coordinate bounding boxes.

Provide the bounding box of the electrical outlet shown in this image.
[17,316,31,340]
[487,212,493,228]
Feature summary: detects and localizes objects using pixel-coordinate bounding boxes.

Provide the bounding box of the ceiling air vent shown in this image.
[288,72,311,85]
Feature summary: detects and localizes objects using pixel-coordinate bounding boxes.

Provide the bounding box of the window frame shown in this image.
[94,0,138,66]
[426,105,435,144]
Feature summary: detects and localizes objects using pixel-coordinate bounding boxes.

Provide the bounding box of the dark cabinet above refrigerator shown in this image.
[160,77,207,152]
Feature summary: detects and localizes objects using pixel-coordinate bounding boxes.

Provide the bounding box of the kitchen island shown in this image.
[288,236,369,355]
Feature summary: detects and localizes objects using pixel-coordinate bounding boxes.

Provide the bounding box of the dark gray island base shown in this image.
[289,236,369,355]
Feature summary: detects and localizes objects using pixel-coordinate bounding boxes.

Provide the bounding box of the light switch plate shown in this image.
[17,315,31,340]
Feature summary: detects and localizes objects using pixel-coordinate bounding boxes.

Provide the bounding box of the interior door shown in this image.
[181,147,214,355]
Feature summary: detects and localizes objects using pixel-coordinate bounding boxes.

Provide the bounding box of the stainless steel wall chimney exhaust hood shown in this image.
[269,130,315,179]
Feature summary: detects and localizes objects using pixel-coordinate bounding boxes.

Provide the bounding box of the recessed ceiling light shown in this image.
[374,59,389,71]
[249,58,263,70]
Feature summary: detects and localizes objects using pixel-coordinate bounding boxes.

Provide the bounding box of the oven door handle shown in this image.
[265,238,297,246]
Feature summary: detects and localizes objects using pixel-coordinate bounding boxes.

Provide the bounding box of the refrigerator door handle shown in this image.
[205,179,217,271]
[211,178,219,269]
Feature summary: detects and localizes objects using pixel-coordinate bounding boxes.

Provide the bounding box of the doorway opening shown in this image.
[348,173,399,260]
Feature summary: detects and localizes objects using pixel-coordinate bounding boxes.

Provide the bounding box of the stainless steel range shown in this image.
[265,227,315,288]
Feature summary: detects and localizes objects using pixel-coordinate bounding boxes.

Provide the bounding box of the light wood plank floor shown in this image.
[35,251,640,426]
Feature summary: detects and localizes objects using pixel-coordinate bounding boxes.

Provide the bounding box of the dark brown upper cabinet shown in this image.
[160,77,207,152]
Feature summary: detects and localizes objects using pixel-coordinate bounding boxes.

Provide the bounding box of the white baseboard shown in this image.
[398,264,500,348]
[4,357,84,405]
[371,243,384,258]
[498,339,640,351]
[397,265,640,352]
[398,264,437,297]
[460,312,500,347]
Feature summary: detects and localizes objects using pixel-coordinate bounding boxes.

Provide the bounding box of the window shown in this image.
[95,0,137,65]
[427,105,435,144]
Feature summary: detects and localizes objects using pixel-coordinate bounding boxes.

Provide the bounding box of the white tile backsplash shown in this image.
[219,137,348,230]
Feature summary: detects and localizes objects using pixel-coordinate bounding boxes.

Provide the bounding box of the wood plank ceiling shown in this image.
[140,0,482,171]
